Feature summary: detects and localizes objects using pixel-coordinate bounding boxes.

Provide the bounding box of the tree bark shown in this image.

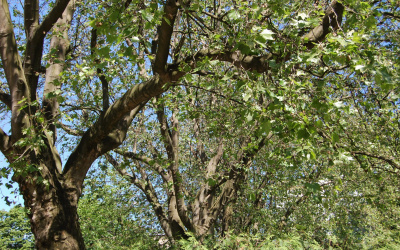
[16,161,85,249]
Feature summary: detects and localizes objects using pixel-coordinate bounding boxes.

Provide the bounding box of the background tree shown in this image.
[78,167,161,249]
[0,205,34,249]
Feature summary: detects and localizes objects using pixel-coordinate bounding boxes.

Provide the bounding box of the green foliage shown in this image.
[177,232,322,250]
[0,206,34,249]
[2,0,400,248]
[78,167,161,249]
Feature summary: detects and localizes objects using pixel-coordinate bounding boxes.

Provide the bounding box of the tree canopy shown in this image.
[0,206,34,249]
[0,0,399,248]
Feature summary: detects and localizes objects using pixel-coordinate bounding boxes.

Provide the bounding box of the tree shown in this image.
[0,205,34,249]
[78,167,161,249]
[0,0,399,248]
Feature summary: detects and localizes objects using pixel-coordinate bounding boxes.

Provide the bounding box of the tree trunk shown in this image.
[24,185,84,249]
[15,157,85,249]
[167,194,188,240]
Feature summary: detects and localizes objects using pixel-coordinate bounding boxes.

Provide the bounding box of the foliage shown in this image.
[78,167,161,249]
[177,232,321,250]
[0,206,34,249]
[1,0,400,248]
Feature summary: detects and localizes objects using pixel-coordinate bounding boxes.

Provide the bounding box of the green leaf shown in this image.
[260,120,271,135]
[333,101,345,108]
[297,128,310,139]
[305,183,321,192]
[355,65,365,72]
[249,193,256,201]
[228,10,240,21]
[131,36,140,43]
[242,91,252,101]
[259,29,274,41]
[332,132,339,144]
[207,178,217,187]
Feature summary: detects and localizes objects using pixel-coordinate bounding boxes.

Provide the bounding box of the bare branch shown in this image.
[175,83,243,105]
[206,142,224,178]
[115,150,171,183]
[303,1,344,48]
[24,0,39,36]
[352,151,400,170]
[0,0,30,140]
[33,0,72,43]
[90,28,109,112]
[192,142,224,235]
[63,101,146,192]
[106,153,174,241]
[382,12,400,21]
[279,195,308,228]
[58,122,84,136]
[153,0,179,74]
[124,0,133,9]
[154,97,174,159]
[106,153,135,179]
[43,0,75,143]
[168,48,274,75]
[0,126,12,157]
[154,97,192,230]
[24,0,73,100]
[0,91,11,109]
[199,135,268,236]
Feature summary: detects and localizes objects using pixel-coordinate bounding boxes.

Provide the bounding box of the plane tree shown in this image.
[0,0,399,248]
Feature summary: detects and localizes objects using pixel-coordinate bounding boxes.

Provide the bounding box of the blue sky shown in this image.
[0,154,23,211]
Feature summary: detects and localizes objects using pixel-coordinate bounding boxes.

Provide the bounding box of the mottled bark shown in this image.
[16,159,85,249]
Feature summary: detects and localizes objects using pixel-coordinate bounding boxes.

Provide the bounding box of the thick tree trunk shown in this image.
[23,184,84,249]
[14,156,85,249]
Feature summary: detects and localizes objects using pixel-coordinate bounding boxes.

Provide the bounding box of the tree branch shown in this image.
[24,0,73,102]
[154,97,174,159]
[24,0,39,37]
[352,151,400,170]
[203,136,268,236]
[192,142,224,235]
[115,150,171,183]
[154,97,192,230]
[153,0,179,74]
[303,0,344,48]
[106,153,174,241]
[90,28,109,112]
[167,1,344,77]
[169,108,192,231]
[0,91,11,109]
[382,12,400,21]
[279,195,308,228]
[63,100,146,192]
[58,122,84,136]
[0,126,12,157]
[32,0,72,44]
[43,0,75,143]
[206,142,224,178]
[175,83,243,105]
[0,0,30,140]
